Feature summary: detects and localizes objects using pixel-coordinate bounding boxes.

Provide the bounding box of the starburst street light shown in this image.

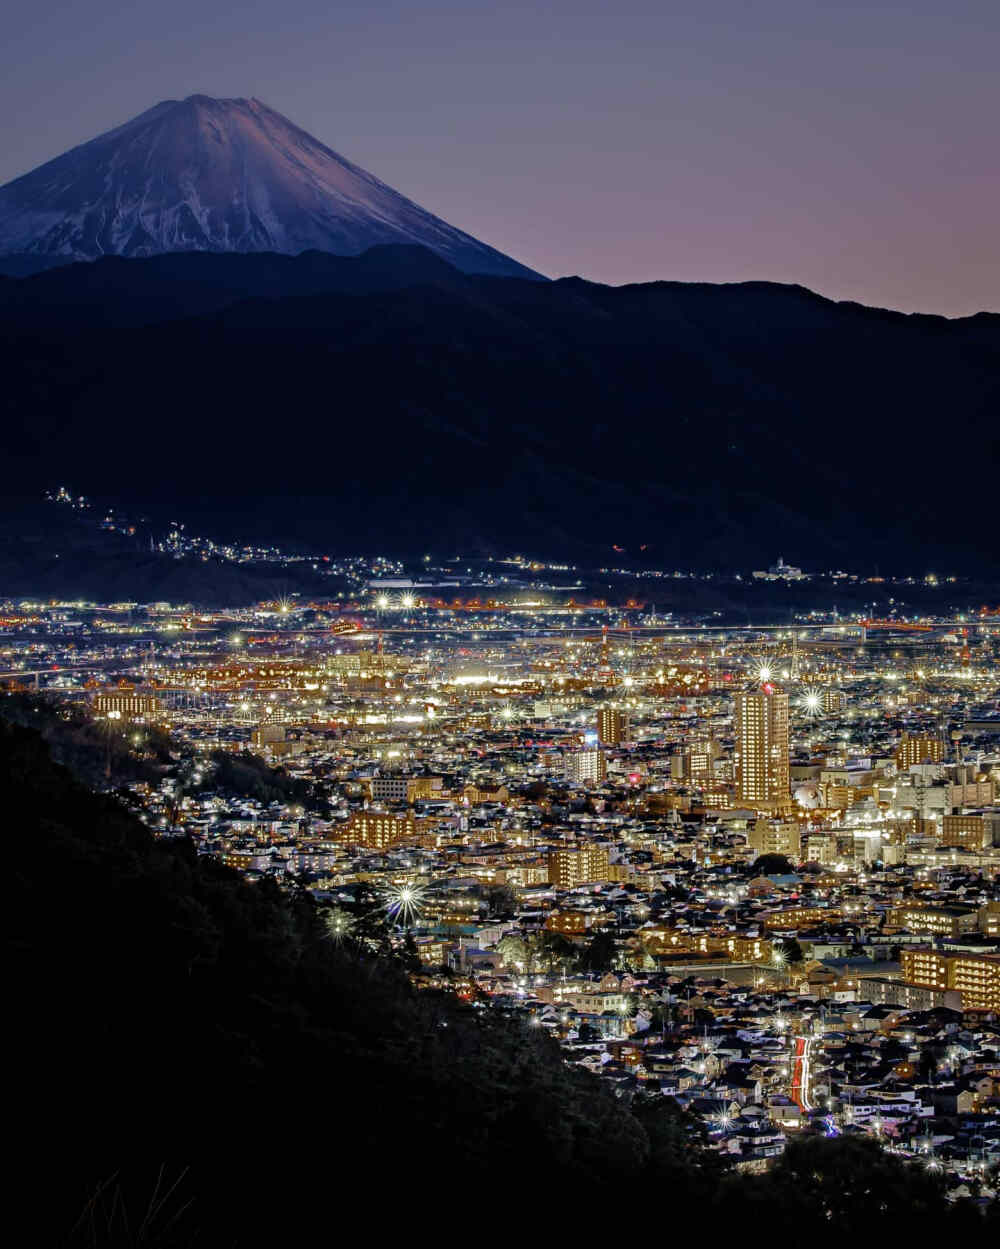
[800,689,823,717]
[382,881,428,927]
[400,592,416,610]
[324,908,354,943]
[757,663,773,685]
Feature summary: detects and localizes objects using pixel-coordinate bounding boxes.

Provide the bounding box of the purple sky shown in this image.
[3,1,997,314]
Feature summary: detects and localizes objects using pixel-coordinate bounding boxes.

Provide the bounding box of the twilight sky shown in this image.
[3,1,997,314]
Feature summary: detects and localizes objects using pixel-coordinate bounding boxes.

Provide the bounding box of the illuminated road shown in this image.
[0,662,110,681]
[792,1035,815,1114]
[301,617,998,640]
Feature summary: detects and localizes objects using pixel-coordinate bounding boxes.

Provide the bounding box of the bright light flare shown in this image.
[800,689,823,717]
[324,908,354,943]
[382,881,428,927]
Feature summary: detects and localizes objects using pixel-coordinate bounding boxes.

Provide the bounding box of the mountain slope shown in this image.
[0,94,540,279]
[1,249,997,573]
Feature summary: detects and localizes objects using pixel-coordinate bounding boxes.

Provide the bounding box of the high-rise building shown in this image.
[596,707,631,746]
[748,820,801,859]
[734,687,789,805]
[369,775,443,804]
[940,811,1000,850]
[564,750,607,785]
[251,722,286,747]
[548,845,611,888]
[670,737,715,780]
[325,651,378,674]
[341,811,417,850]
[896,732,944,770]
[888,904,978,937]
[369,776,411,803]
[92,689,160,720]
[900,947,1000,1010]
[805,832,841,866]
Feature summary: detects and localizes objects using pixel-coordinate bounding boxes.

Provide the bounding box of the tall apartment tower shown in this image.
[596,707,631,745]
[548,845,611,888]
[564,749,607,785]
[896,732,944,770]
[670,737,715,780]
[734,686,790,805]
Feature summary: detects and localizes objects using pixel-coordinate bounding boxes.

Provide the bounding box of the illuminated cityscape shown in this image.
[3,4,998,1228]
[4,566,999,1199]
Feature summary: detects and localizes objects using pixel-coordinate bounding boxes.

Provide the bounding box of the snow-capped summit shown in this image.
[0,94,540,278]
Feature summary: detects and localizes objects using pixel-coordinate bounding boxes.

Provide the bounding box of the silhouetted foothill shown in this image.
[0,248,996,574]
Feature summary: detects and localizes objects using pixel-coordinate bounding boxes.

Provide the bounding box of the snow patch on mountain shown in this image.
[0,95,540,279]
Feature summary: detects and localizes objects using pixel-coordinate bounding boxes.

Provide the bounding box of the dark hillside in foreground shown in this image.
[4,711,992,1243]
[1,247,997,574]
[4,712,703,1222]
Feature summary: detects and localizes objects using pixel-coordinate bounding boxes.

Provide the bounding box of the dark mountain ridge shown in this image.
[2,247,997,575]
[0,242,478,328]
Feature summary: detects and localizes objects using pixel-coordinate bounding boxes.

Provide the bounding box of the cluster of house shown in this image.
[106,619,1000,1196]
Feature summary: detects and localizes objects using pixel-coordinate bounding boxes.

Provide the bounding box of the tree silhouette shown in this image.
[580,929,616,972]
[753,853,795,876]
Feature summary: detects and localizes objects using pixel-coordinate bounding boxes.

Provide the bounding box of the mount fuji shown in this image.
[0,94,541,279]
